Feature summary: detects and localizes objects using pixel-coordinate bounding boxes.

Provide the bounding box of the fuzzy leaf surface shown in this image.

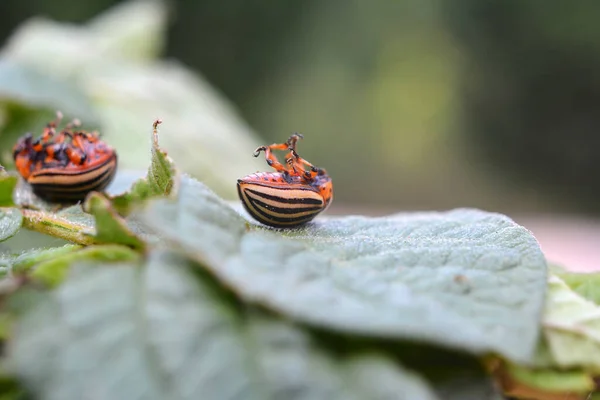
[141,177,547,363]
[8,251,443,400]
[0,209,21,243]
[83,193,145,250]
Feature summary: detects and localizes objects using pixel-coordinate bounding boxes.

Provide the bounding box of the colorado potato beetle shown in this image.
[12,113,118,203]
[237,133,333,228]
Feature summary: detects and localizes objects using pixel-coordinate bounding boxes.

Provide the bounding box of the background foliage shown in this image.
[1,0,599,215]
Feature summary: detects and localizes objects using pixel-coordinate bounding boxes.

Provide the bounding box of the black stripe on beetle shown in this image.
[245,187,323,205]
[30,156,117,202]
[247,197,322,215]
[237,181,325,228]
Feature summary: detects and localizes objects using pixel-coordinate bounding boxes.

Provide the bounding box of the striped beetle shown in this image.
[12,113,117,203]
[237,133,333,228]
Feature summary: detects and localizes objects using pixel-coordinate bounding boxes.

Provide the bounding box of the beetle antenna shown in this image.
[47,111,63,130]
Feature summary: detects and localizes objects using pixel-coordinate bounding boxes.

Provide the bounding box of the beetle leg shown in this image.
[253,134,308,174]
[263,147,288,172]
[65,145,87,165]
[41,127,56,143]
[64,118,81,130]
[297,156,316,171]
[41,111,63,143]
[285,152,302,175]
[289,149,318,181]
[285,133,317,178]
[57,119,82,143]
[286,133,303,150]
[71,133,87,151]
[43,143,69,166]
[44,143,58,163]
[85,131,100,143]
[254,142,290,173]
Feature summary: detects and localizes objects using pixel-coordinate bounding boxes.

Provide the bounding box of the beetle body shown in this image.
[12,114,118,203]
[27,152,118,203]
[237,134,333,228]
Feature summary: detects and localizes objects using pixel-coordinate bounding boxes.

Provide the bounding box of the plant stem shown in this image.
[21,209,97,246]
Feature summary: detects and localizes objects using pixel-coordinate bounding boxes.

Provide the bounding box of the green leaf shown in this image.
[29,244,141,287]
[110,120,179,216]
[0,1,264,199]
[0,229,70,256]
[0,173,16,207]
[503,363,594,393]
[85,0,168,62]
[0,59,97,122]
[3,244,80,275]
[378,343,503,399]
[140,176,548,363]
[20,208,96,246]
[8,250,444,400]
[554,270,600,304]
[14,170,158,246]
[493,359,596,400]
[0,209,21,243]
[83,193,145,250]
[0,364,25,400]
[0,311,14,341]
[540,275,600,371]
[493,273,600,397]
[1,1,167,70]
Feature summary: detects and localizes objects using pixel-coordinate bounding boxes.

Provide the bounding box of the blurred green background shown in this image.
[1,0,599,217]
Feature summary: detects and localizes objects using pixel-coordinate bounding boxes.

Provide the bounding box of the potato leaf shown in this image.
[109,120,179,216]
[0,172,17,207]
[83,193,145,251]
[554,269,600,305]
[0,209,21,244]
[2,245,80,276]
[29,244,140,287]
[542,275,600,371]
[140,176,548,363]
[7,250,449,400]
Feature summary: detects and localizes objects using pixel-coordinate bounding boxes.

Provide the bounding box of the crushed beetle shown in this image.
[12,112,118,203]
[237,133,333,228]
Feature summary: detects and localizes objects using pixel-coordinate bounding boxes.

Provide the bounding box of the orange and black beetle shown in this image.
[237,133,333,228]
[12,113,117,203]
